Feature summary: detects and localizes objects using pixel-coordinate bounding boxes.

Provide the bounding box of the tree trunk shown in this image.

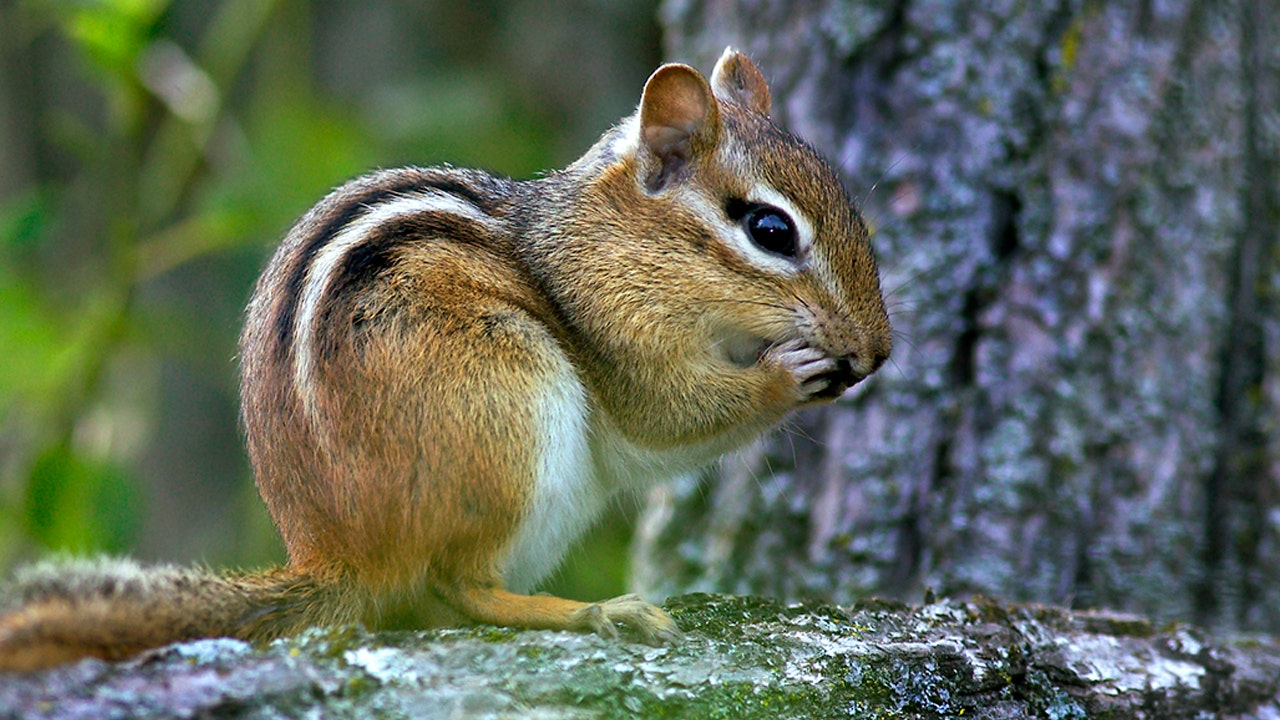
[634,0,1280,635]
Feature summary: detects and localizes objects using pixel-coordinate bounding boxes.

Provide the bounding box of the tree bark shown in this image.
[635,0,1280,634]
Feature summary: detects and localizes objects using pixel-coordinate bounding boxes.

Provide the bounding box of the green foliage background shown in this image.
[0,0,660,602]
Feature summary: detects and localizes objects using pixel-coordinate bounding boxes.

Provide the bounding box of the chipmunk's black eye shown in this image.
[726,199,798,259]
[745,206,797,258]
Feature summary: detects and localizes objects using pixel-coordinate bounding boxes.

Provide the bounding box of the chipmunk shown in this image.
[0,48,890,672]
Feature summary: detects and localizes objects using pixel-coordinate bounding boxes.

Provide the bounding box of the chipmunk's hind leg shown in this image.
[434,580,682,646]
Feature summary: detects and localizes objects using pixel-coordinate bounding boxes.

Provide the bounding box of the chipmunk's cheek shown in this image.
[716,331,771,369]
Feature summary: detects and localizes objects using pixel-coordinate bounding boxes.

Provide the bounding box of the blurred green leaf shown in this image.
[0,189,73,402]
[0,277,70,403]
[0,189,53,258]
[61,0,170,74]
[238,88,376,231]
[24,443,141,554]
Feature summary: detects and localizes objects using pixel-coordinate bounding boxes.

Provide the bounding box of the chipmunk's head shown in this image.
[571,48,891,402]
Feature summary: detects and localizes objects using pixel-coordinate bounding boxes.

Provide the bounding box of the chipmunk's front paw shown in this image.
[761,338,840,401]
[569,594,683,646]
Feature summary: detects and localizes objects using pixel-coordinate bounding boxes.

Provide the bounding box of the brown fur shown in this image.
[0,558,350,672]
[0,48,891,672]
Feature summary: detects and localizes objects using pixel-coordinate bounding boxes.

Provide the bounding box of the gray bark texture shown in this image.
[634,0,1280,635]
[3,593,1278,719]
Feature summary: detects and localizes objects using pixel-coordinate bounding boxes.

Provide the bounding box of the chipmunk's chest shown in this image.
[498,373,719,593]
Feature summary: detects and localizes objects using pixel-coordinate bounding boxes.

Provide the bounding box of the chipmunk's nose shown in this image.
[851,319,892,375]
[816,335,891,400]
[850,335,891,378]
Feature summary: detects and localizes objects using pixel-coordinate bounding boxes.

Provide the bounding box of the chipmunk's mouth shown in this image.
[812,357,864,399]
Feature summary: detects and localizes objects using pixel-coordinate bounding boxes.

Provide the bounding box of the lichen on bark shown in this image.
[3,593,1277,719]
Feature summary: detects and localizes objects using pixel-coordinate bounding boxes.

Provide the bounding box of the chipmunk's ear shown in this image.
[710,47,771,116]
[638,62,720,192]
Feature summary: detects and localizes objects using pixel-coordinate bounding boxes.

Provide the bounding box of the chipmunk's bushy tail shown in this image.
[0,557,352,672]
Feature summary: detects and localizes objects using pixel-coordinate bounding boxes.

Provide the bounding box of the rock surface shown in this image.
[2,593,1277,719]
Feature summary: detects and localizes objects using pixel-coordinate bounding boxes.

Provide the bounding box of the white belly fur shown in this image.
[500,371,601,593]
[499,370,758,593]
